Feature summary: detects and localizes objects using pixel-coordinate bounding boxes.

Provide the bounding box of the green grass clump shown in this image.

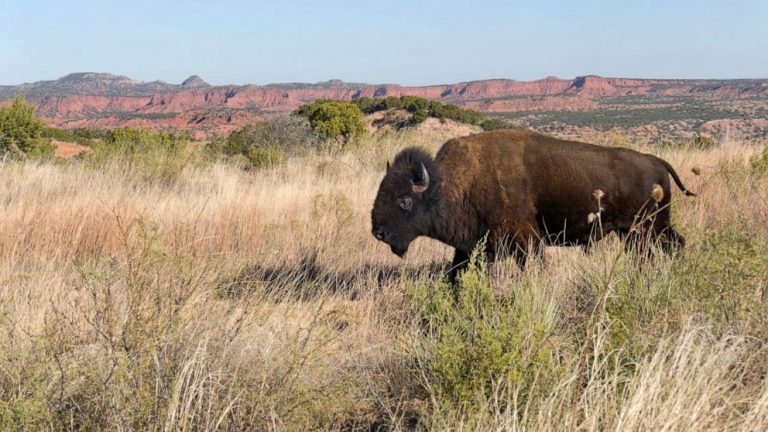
[600,229,768,358]
[670,230,768,330]
[656,134,716,151]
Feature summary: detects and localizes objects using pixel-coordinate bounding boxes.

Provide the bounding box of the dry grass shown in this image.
[0,129,767,431]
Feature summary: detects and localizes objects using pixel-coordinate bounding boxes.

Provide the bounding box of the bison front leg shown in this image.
[447,249,470,285]
[509,239,544,269]
[489,225,543,270]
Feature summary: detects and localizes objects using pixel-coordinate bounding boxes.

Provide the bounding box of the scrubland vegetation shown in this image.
[298,96,515,137]
[1,98,767,430]
[0,95,55,158]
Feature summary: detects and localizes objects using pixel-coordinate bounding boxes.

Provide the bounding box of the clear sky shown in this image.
[1,0,766,86]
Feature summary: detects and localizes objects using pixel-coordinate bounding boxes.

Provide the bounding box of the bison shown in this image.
[370,129,695,282]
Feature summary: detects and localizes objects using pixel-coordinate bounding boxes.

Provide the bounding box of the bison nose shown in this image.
[372,227,387,241]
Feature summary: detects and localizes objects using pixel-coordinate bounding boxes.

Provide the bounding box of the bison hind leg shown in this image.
[621,225,686,263]
[657,227,686,253]
[648,206,686,253]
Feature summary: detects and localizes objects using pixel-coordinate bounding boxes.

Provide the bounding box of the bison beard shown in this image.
[370,129,695,283]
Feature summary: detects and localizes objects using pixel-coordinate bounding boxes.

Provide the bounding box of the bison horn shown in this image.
[412,162,430,193]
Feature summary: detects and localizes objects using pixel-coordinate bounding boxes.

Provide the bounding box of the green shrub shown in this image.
[480,117,515,131]
[0,353,53,431]
[210,116,314,169]
[246,146,285,168]
[296,100,367,140]
[407,248,559,411]
[41,126,106,147]
[350,96,378,114]
[42,126,76,142]
[399,95,431,117]
[221,116,315,156]
[0,95,54,158]
[350,95,489,128]
[410,109,429,124]
[751,145,768,176]
[84,127,192,182]
[428,101,484,125]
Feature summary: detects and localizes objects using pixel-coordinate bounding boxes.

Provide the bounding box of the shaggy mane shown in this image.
[391,147,443,195]
[393,147,433,167]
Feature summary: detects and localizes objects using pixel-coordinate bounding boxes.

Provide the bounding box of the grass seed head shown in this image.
[652,183,664,203]
[593,189,605,201]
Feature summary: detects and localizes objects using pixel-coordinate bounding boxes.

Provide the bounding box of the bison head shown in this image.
[371,148,437,257]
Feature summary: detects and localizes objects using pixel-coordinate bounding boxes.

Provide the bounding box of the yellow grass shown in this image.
[0,129,766,430]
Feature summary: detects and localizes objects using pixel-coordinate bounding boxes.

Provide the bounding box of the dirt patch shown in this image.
[53,140,92,159]
[414,117,482,140]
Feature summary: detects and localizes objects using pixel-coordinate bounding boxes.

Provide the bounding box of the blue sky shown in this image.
[1,0,766,86]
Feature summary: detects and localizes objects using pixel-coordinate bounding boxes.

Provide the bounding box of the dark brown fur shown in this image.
[371,129,694,282]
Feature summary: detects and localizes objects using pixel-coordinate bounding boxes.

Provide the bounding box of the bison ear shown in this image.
[386,161,391,172]
[411,162,430,193]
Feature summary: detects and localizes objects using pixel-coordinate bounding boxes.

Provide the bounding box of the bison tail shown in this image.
[657,157,696,197]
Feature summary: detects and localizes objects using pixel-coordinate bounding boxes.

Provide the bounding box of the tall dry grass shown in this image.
[0,128,766,431]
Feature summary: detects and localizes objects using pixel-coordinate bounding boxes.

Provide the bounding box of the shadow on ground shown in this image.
[218,250,447,300]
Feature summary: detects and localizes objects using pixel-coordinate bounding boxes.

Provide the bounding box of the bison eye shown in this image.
[397,196,413,212]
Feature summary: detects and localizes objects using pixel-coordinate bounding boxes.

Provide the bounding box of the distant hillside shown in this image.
[2,73,767,141]
[0,73,184,97]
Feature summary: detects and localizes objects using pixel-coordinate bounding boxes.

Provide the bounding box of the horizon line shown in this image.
[3,72,768,89]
